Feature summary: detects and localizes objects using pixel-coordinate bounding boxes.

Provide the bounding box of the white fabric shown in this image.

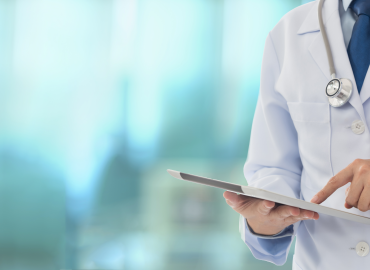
[240,0,370,269]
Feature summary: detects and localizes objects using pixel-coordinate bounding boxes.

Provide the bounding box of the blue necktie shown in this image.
[347,0,370,93]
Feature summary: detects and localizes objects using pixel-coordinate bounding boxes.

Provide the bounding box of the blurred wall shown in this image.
[0,0,307,269]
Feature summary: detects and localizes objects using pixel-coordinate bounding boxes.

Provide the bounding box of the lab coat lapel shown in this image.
[359,70,370,105]
[305,0,365,121]
[301,0,335,82]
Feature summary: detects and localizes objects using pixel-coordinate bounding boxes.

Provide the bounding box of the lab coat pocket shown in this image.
[287,102,332,190]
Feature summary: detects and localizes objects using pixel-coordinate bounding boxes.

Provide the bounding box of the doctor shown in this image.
[223,0,370,269]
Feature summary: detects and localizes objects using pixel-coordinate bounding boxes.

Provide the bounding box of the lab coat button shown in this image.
[356,242,369,257]
[351,120,365,135]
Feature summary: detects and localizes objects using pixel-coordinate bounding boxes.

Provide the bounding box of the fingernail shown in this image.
[311,195,319,203]
[226,199,235,208]
[265,203,273,209]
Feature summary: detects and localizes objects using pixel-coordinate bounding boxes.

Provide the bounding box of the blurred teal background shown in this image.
[0,0,312,269]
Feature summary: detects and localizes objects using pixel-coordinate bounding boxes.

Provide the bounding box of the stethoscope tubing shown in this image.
[318,0,353,107]
[318,0,336,79]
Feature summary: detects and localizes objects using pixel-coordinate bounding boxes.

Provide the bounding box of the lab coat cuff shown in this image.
[239,214,294,265]
[246,219,294,239]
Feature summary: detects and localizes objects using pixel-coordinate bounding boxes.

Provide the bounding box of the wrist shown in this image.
[246,218,284,236]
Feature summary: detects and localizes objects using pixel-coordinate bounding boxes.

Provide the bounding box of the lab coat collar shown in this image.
[298,0,367,124]
[297,1,321,34]
[297,0,353,34]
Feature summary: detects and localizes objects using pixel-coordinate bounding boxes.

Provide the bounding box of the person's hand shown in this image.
[224,191,319,236]
[311,159,370,212]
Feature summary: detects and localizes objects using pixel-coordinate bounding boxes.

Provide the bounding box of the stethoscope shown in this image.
[318,0,353,107]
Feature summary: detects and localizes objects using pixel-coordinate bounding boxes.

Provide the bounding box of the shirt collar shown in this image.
[342,0,353,11]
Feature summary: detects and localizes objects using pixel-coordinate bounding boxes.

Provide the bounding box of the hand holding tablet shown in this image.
[167,169,370,230]
[223,190,318,235]
[168,169,319,236]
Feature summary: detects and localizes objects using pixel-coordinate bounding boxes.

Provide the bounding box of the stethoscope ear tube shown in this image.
[318,0,336,79]
[318,0,353,107]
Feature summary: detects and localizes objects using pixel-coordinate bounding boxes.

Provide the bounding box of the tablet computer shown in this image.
[167,169,370,225]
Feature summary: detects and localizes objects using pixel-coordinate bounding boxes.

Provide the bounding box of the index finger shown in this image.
[311,166,354,204]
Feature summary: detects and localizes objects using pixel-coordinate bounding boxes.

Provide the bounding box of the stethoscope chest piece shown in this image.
[325,78,353,107]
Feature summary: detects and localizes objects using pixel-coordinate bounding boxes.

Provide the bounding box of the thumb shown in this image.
[223,191,273,218]
[345,185,350,198]
[223,191,248,209]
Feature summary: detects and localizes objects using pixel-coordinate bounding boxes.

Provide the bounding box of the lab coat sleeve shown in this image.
[241,32,302,265]
[239,215,295,264]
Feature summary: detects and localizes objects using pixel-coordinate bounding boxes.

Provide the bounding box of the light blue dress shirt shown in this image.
[243,0,357,257]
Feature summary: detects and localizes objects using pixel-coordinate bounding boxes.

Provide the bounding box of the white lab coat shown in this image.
[241,0,370,269]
